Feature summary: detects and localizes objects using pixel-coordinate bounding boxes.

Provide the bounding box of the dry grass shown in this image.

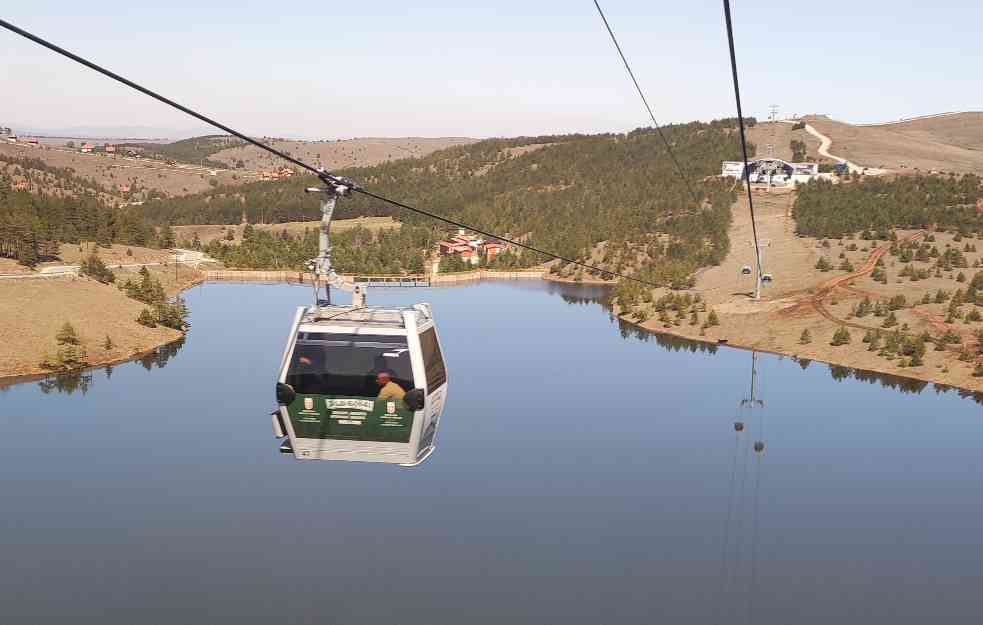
[0,142,225,199]
[745,122,822,162]
[1,136,476,200]
[628,190,983,392]
[211,137,477,172]
[0,274,184,378]
[804,113,983,174]
[40,243,176,267]
[863,112,983,151]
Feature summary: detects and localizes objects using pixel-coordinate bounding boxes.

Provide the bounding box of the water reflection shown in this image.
[543,281,983,404]
[33,337,186,396]
[719,351,768,624]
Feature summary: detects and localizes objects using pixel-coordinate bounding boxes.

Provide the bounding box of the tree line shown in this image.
[0,175,163,266]
[794,174,983,238]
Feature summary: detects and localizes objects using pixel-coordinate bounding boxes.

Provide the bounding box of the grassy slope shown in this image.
[0,272,184,378]
[805,113,983,174]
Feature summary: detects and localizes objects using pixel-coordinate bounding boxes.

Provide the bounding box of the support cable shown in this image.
[721,0,764,284]
[0,17,664,290]
[592,0,702,207]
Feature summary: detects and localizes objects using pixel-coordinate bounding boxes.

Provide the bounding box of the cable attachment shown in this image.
[304,172,366,311]
[312,167,359,195]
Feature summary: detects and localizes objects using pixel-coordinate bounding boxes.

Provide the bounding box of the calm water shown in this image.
[1,281,982,624]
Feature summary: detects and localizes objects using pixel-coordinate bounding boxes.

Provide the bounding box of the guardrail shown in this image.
[203,269,546,285]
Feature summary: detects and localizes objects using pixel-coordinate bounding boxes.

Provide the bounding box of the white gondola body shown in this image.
[275,303,447,466]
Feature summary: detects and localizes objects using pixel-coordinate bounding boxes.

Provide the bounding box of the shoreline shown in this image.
[0,271,204,385]
[3,271,981,397]
[614,308,982,397]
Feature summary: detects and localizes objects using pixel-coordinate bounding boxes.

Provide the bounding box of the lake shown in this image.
[1,280,982,624]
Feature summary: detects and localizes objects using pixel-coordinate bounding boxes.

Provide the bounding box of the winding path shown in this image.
[803,123,862,173]
[803,123,887,176]
[782,233,924,330]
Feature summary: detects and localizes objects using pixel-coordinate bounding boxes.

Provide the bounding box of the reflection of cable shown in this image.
[747,449,763,624]
[717,417,743,623]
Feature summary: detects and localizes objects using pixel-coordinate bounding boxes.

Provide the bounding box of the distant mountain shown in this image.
[10,124,214,141]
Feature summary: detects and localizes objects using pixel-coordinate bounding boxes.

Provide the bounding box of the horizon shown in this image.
[9,110,983,144]
[3,1,982,139]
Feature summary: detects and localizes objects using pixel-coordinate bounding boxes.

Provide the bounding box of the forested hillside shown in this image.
[0,173,161,266]
[794,175,983,238]
[118,135,245,168]
[145,119,752,279]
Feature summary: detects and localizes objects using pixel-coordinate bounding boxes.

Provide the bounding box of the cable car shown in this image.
[274,302,448,466]
[272,174,448,466]
[741,265,752,275]
[761,273,773,283]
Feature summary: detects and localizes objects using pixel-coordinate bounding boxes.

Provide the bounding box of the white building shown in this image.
[721,158,819,186]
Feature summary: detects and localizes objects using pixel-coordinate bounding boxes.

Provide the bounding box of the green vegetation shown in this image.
[790,139,807,162]
[118,135,244,168]
[80,253,116,284]
[40,322,87,371]
[202,224,429,275]
[794,175,983,238]
[144,120,749,289]
[799,328,812,344]
[830,326,851,346]
[120,267,189,331]
[0,169,162,266]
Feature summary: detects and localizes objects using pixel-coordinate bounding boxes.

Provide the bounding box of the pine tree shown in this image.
[799,328,812,344]
[103,335,114,351]
[56,322,81,346]
[136,308,157,327]
[830,326,851,346]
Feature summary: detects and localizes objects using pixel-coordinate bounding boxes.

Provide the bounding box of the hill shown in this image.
[118,135,245,169]
[209,137,477,171]
[804,113,983,174]
[0,135,477,201]
[873,112,983,151]
[142,120,750,279]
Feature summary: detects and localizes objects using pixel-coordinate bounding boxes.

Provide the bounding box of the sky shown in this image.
[2,1,981,139]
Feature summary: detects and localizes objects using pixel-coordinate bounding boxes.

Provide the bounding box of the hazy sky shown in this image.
[2,1,980,139]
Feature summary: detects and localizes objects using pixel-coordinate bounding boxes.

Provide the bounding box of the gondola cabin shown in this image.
[274,303,447,466]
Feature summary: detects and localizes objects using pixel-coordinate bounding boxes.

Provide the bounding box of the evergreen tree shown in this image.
[830,326,851,346]
[136,308,157,327]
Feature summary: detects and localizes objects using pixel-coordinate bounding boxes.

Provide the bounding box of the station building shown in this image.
[721,158,819,186]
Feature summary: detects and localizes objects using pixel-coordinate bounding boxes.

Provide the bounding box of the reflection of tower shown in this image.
[744,350,766,624]
[741,350,763,411]
[718,350,767,624]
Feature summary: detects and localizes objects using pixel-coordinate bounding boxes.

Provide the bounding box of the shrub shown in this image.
[830,326,851,346]
[40,322,87,371]
[137,308,157,327]
[80,253,115,284]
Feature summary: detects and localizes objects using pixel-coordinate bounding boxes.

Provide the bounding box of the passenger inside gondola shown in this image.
[375,370,406,400]
[286,333,413,399]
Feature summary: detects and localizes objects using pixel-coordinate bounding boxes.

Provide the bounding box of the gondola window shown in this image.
[286,333,413,398]
[419,328,447,393]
